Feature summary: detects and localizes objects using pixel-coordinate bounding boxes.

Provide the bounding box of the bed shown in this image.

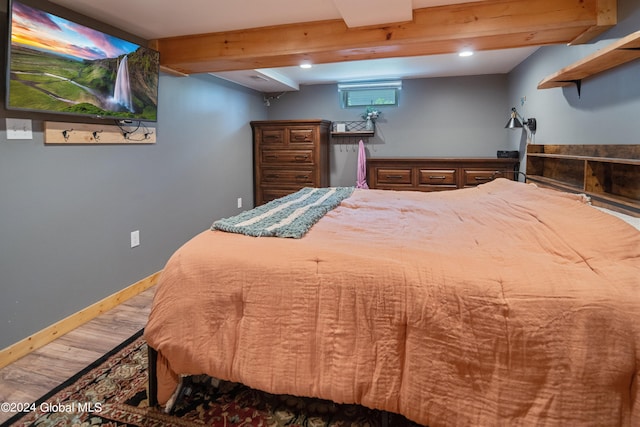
[144,178,640,426]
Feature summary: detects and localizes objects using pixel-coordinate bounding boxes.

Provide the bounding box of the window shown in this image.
[338,80,402,108]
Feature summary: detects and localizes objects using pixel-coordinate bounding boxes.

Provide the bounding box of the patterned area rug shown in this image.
[2,330,425,426]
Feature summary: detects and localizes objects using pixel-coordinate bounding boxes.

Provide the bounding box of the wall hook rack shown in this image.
[45,121,156,144]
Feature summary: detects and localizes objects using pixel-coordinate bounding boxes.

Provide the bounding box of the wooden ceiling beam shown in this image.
[569,0,617,45]
[150,0,616,75]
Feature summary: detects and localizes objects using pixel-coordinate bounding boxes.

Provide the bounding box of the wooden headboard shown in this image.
[525,144,640,217]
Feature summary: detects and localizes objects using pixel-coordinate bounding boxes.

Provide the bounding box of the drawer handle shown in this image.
[264,136,280,141]
[266,174,279,179]
[385,175,405,179]
[265,154,278,159]
[428,175,446,180]
[296,175,310,180]
[292,134,309,141]
[295,155,309,161]
[474,176,492,181]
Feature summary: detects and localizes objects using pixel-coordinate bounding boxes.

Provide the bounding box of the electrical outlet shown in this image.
[237,197,242,209]
[130,230,140,248]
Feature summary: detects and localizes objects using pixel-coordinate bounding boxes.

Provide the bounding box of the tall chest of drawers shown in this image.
[252,120,331,206]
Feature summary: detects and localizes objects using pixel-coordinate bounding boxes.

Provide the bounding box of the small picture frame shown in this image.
[336,123,346,132]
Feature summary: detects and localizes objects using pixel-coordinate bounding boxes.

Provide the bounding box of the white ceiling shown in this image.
[48,0,539,92]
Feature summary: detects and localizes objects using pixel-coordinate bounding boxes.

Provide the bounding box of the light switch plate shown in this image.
[130,230,140,248]
[6,118,33,140]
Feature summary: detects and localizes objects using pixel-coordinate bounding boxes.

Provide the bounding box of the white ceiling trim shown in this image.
[210,69,299,93]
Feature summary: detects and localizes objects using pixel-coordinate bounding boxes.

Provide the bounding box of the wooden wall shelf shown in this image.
[330,121,374,138]
[526,144,640,216]
[537,30,640,97]
[331,131,375,137]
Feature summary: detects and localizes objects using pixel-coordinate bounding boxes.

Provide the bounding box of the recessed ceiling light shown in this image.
[300,61,312,69]
[459,50,474,57]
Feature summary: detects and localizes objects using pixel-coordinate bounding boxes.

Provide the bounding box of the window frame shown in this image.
[337,81,402,109]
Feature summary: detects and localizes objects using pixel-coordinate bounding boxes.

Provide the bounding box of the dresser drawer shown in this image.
[464,169,500,186]
[261,168,315,185]
[260,186,307,204]
[375,168,412,185]
[260,129,285,145]
[288,128,315,145]
[261,149,314,164]
[418,169,456,185]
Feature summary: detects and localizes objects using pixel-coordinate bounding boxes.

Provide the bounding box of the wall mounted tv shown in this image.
[6,0,160,122]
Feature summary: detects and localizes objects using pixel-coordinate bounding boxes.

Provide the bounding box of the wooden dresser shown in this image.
[252,119,331,206]
[367,157,520,192]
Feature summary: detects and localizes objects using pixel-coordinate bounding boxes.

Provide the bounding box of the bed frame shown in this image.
[146,143,639,413]
[148,347,159,407]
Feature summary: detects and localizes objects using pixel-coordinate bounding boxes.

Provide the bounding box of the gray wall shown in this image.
[0,0,265,349]
[267,75,511,187]
[506,0,640,164]
[0,69,264,347]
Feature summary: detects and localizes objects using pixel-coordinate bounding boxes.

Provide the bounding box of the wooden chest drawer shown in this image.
[261,168,315,185]
[464,169,501,186]
[261,149,314,164]
[288,128,315,145]
[260,187,304,204]
[375,168,412,185]
[418,169,456,185]
[260,129,285,145]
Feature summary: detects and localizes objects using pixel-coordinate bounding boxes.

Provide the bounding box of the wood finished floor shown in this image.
[0,286,156,424]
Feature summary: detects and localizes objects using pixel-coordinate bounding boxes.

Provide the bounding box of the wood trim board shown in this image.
[0,271,161,369]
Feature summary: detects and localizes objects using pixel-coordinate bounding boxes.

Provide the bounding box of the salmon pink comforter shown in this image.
[144,179,640,426]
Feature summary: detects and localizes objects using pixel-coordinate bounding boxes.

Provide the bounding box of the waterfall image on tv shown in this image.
[6,0,159,121]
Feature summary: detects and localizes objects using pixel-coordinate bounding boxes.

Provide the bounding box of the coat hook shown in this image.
[62,129,73,141]
[92,130,103,141]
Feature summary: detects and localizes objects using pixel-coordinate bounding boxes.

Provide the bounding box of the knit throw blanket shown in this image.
[212,187,355,238]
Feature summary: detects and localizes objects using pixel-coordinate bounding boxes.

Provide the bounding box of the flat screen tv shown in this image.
[6,0,159,122]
